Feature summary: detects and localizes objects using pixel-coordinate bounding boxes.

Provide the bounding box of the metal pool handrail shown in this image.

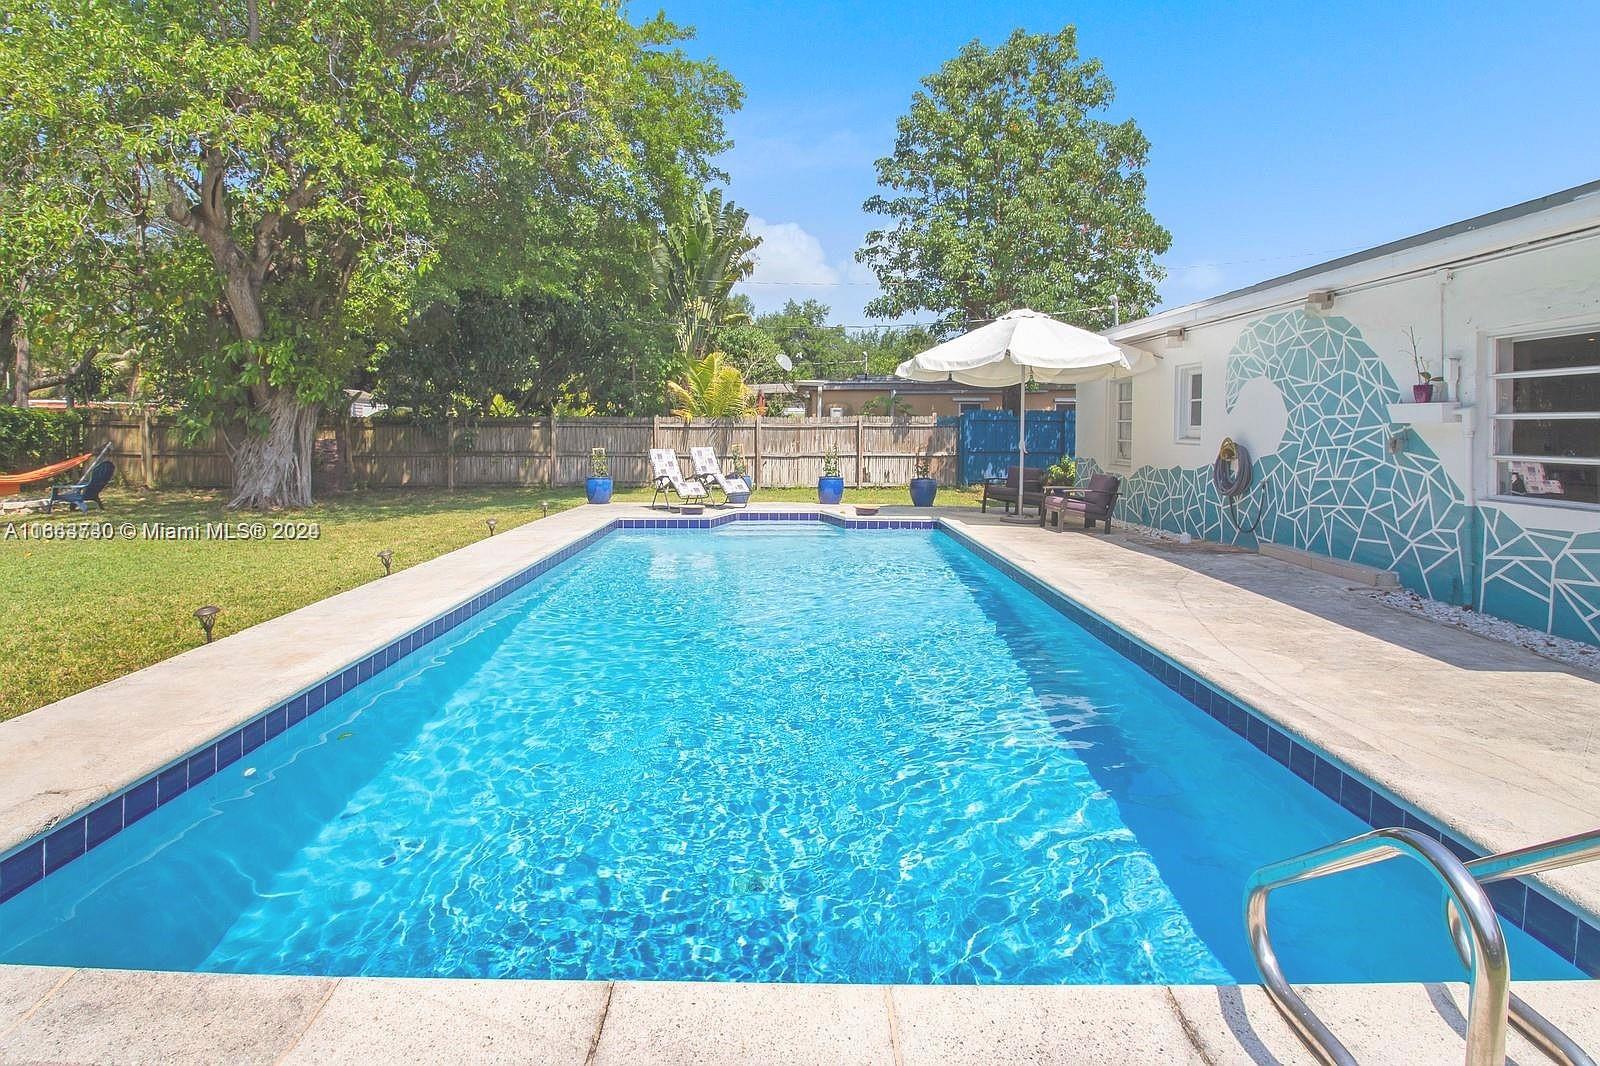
[1444,829,1600,1066]
[1245,827,1511,1066]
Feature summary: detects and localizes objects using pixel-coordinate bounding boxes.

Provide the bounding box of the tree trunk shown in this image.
[227,391,320,509]
[4,310,29,407]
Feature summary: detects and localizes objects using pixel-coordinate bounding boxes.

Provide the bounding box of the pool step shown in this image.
[1256,542,1399,587]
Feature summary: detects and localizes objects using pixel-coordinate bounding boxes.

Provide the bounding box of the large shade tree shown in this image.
[1,0,737,507]
[857,27,1171,333]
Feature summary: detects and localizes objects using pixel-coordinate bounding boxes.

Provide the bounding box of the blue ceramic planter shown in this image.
[908,477,938,507]
[817,476,845,505]
[585,476,613,504]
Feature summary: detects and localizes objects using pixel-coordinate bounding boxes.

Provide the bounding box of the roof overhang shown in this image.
[1107,179,1600,344]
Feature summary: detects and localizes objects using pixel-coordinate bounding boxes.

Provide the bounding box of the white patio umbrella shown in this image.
[895,309,1150,515]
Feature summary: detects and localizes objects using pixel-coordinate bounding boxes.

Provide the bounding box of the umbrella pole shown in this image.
[1003,373,1033,524]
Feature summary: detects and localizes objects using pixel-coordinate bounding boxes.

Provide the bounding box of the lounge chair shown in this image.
[981,466,1047,515]
[45,457,115,514]
[1040,473,1122,532]
[687,447,751,507]
[649,449,711,511]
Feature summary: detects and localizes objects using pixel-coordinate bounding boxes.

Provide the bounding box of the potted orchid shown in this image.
[1405,328,1434,403]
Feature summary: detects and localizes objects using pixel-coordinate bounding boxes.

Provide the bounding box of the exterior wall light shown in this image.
[1163,328,1187,350]
[193,605,221,643]
[377,549,394,577]
[1305,290,1336,315]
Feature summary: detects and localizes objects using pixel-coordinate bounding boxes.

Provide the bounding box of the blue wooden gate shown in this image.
[957,408,1076,484]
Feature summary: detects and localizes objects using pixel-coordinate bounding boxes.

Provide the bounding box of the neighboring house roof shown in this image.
[1109,178,1600,344]
[788,376,1073,394]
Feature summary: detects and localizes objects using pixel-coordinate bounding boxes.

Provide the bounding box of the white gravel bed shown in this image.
[1365,587,1600,674]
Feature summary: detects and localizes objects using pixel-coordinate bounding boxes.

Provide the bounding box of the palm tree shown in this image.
[651,190,761,359]
[668,350,748,419]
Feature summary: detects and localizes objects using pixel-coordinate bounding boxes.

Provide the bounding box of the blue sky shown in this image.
[665,0,1600,327]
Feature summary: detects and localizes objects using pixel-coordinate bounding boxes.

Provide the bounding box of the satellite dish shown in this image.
[776,352,794,373]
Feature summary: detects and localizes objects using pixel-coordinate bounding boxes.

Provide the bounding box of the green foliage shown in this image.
[651,189,761,359]
[0,407,85,471]
[375,290,669,424]
[1043,456,1079,486]
[590,448,608,478]
[667,351,748,420]
[857,26,1171,331]
[1,0,739,505]
[859,395,913,417]
[821,445,842,479]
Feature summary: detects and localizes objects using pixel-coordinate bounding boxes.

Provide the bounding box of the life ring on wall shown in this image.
[1212,437,1253,499]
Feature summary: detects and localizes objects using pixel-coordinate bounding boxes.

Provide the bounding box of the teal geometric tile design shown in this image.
[1102,310,1600,645]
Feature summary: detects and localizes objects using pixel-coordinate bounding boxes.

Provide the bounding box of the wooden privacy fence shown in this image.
[84,414,963,491]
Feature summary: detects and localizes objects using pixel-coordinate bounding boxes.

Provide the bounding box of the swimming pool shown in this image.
[0,521,1585,983]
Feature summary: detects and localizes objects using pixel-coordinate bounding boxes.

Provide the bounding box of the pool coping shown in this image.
[0,504,1596,989]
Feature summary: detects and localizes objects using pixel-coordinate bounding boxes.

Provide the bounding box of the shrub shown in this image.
[0,407,85,471]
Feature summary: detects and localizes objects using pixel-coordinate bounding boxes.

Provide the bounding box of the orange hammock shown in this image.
[0,452,94,496]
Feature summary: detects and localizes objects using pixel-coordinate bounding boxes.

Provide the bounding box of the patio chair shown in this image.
[687,446,752,507]
[1040,473,1121,533]
[981,466,1047,515]
[0,442,108,496]
[649,448,711,511]
[45,457,116,514]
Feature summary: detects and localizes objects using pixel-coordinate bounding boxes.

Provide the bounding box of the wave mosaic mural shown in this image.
[1105,311,1600,645]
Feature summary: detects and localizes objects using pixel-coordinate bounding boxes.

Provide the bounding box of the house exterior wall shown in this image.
[1076,231,1600,645]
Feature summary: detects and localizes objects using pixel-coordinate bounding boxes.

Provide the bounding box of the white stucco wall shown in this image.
[1079,221,1600,643]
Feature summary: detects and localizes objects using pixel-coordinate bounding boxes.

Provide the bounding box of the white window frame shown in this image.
[1174,364,1203,443]
[1111,379,1134,466]
[955,399,985,415]
[1484,323,1600,512]
[1053,397,1077,412]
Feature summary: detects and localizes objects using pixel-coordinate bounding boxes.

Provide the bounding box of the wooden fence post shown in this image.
[854,416,864,486]
[139,408,155,489]
[753,416,763,487]
[445,417,456,491]
[547,413,557,486]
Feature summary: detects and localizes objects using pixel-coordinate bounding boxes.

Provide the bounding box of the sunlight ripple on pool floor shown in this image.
[0,524,1582,984]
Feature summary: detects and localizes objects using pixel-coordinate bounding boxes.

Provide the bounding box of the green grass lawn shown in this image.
[0,483,980,722]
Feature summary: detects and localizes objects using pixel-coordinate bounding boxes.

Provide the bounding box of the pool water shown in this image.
[0,524,1581,983]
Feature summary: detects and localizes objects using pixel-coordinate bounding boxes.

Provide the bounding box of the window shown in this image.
[1054,397,1077,412]
[1113,379,1133,463]
[1492,331,1599,506]
[955,399,984,415]
[1176,366,1203,441]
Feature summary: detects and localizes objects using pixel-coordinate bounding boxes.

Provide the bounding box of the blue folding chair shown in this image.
[46,458,115,513]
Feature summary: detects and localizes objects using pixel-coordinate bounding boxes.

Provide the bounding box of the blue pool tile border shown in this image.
[937,522,1600,977]
[1,508,1594,980]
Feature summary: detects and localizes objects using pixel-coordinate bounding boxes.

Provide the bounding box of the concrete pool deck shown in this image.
[0,501,1596,1063]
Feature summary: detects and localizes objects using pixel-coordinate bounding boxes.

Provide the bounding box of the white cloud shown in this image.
[737,217,884,323]
[745,216,840,289]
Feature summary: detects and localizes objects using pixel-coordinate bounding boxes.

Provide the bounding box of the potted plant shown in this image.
[729,443,752,490]
[585,447,612,504]
[1043,456,1078,490]
[817,445,845,505]
[1405,328,1434,403]
[909,454,938,507]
